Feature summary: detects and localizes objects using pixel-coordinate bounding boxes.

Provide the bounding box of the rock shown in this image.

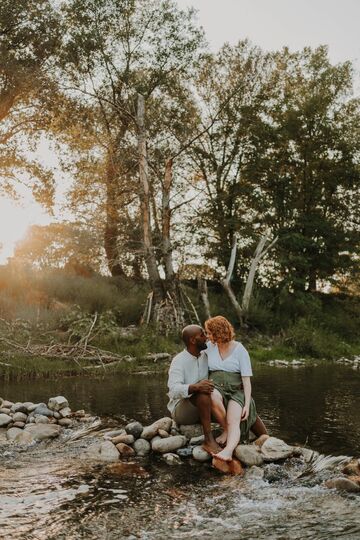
[133,438,151,456]
[48,396,69,411]
[27,403,39,412]
[235,444,264,466]
[23,402,34,411]
[254,434,270,448]
[6,427,23,441]
[0,408,11,415]
[103,429,126,440]
[24,424,62,441]
[58,418,72,427]
[34,404,53,417]
[0,414,12,427]
[13,412,27,423]
[190,435,205,446]
[35,415,50,424]
[342,459,360,476]
[97,441,120,461]
[163,453,183,465]
[14,431,34,445]
[150,435,162,446]
[178,424,203,439]
[170,428,179,436]
[158,429,170,438]
[151,435,187,453]
[125,421,143,439]
[28,417,35,424]
[1,400,13,409]
[141,417,172,440]
[111,434,135,445]
[244,465,265,481]
[177,446,194,458]
[192,445,211,462]
[59,407,72,418]
[260,437,294,461]
[13,422,26,428]
[115,443,135,457]
[326,477,360,493]
[53,412,61,419]
[10,402,28,414]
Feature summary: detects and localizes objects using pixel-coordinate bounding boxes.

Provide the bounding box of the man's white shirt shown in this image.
[167,349,208,414]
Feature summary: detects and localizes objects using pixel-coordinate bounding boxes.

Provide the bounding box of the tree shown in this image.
[189,42,272,282]
[254,46,360,291]
[57,0,203,322]
[0,0,60,207]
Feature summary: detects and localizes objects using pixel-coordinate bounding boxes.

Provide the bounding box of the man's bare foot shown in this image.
[213,448,233,462]
[216,431,227,446]
[212,456,231,474]
[202,440,222,455]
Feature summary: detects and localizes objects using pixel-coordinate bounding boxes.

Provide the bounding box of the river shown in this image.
[1,361,359,539]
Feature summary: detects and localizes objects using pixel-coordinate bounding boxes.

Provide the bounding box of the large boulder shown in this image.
[111,434,135,445]
[326,477,360,493]
[59,407,72,418]
[10,402,28,414]
[141,417,172,440]
[192,446,211,462]
[48,396,69,412]
[235,444,264,467]
[24,424,62,441]
[115,443,135,457]
[33,404,53,417]
[133,438,151,456]
[14,431,35,445]
[6,427,23,441]
[0,414,12,427]
[1,400,14,409]
[178,424,203,439]
[0,408,11,415]
[13,412,28,423]
[260,437,294,461]
[35,415,50,424]
[125,421,143,439]
[151,435,187,454]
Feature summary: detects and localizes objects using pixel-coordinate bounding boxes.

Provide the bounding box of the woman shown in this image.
[205,315,257,462]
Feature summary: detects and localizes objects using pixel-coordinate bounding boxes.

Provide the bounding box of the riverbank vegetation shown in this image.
[0,0,359,378]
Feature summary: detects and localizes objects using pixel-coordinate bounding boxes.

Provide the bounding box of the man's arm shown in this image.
[168,360,214,399]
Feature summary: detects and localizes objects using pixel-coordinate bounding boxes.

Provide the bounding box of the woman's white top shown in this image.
[206,341,253,376]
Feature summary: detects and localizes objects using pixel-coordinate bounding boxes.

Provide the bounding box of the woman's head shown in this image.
[205,316,235,344]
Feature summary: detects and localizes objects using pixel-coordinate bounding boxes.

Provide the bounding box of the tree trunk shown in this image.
[198,277,211,320]
[162,158,176,289]
[221,233,244,326]
[137,93,164,304]
[104,149,125,277]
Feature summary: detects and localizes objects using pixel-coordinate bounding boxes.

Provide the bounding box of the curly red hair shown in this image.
[205,316,235,344]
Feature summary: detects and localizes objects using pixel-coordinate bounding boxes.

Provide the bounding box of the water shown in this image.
[1,361,359,539]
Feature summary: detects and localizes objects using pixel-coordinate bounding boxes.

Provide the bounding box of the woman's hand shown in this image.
[241,404,250,421]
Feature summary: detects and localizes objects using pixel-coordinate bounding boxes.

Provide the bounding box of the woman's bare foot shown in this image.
[216,431,227,446]
[202,440,222,455]
[213,448,233,462]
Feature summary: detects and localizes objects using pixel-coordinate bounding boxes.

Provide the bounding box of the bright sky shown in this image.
[0,0,359,263]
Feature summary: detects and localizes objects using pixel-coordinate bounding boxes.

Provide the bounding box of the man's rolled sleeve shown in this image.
[168,362,190,400]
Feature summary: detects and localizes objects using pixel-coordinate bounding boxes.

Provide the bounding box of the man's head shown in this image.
[182,324,207,355]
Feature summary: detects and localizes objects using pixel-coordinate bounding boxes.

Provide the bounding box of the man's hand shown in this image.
[189,380,214,395]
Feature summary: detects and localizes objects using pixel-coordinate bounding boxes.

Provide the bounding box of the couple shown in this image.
[167,316,267,463]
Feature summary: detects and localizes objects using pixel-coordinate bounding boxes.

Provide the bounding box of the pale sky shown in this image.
[0,0,359,263]
[177,0,360,73]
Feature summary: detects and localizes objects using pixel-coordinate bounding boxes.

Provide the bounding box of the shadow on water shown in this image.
[1,361,359,539]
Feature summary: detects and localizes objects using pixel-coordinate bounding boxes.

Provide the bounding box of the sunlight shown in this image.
[0,196,51,264]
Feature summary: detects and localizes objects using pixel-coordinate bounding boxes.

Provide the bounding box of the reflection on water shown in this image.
[2,361,360,455]
[1,361,359,539]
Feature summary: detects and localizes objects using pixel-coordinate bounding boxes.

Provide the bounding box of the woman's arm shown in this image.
[241,376,252,420]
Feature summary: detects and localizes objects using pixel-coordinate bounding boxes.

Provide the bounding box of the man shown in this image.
[167,324,267,456]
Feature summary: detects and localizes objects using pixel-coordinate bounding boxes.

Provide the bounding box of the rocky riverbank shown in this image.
[1,395,359,495]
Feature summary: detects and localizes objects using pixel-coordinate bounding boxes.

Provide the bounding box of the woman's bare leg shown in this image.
[210,389,228,445]
[214,400,242,461]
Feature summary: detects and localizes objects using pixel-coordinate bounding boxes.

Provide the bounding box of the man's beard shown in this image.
[197,341,207,351]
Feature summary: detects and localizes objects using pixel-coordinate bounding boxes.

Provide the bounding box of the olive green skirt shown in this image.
[209,370,257,440]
